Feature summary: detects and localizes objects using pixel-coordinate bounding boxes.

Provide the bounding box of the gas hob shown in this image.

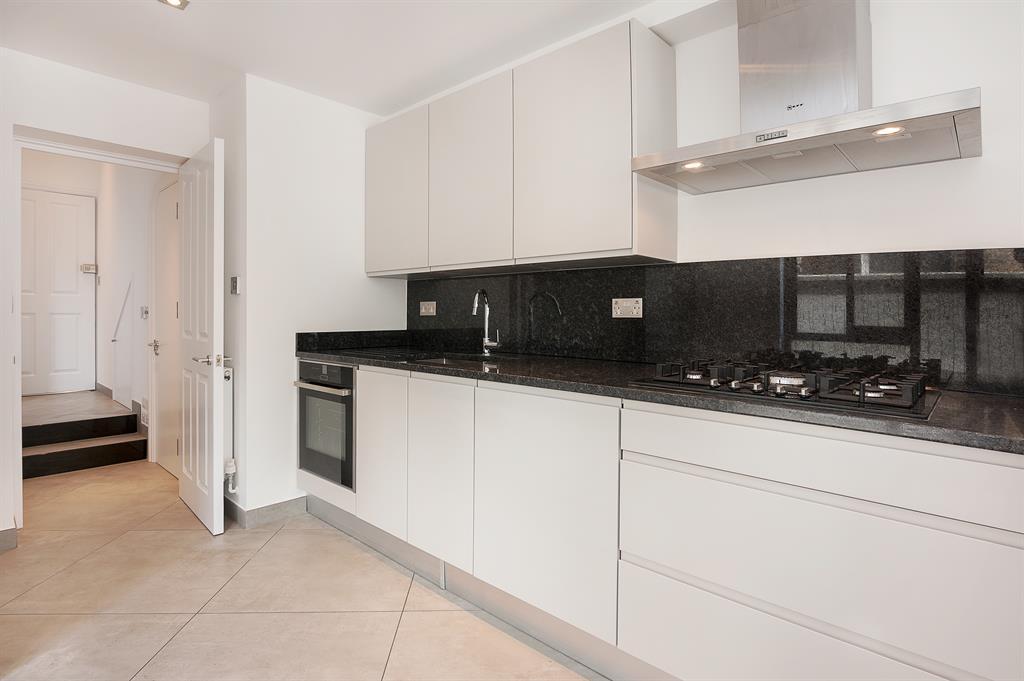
[631,353,942,419]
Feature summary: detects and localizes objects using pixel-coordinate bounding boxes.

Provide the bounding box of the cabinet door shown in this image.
[513,22,633,260]
[429,72,513,268]
[474,385,619,643]
[365,107,428,273]
[355,367,408,539]
[407,375,475,572]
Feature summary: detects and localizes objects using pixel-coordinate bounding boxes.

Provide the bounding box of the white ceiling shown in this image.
[0,0,647,115]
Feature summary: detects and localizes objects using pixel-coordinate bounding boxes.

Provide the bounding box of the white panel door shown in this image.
[20,189,96,395]
[179,139,225,535]
[355,366,409,540]
[154,183,181,479]
[474,385,620,644]
[407,374,475,572]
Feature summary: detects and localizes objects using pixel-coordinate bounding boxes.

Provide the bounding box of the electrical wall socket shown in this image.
[419,301,437,316]
[612,298,643,318]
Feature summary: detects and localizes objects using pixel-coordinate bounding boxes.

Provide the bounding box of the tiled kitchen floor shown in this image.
[1,461,602,681]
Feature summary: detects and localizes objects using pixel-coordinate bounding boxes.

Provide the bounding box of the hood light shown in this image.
[682,161,704,170]
[158,0,189,9]
[873,126,906,137]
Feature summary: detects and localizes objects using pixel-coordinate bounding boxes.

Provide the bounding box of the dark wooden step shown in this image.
[22,435,147,478]
[22,414,137,448]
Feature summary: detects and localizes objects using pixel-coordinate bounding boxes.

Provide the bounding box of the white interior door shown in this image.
[179,139,225,535]
[21,189,97,395]
[154,182,181,479]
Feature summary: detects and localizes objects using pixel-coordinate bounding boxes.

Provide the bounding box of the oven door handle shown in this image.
[294,380,352,397]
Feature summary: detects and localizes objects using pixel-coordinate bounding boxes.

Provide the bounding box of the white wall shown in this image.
[239,75,406,510]
[673,0,1024,262]
[1,47,209,531]
[210,76,248,510]
[20,150,175,411]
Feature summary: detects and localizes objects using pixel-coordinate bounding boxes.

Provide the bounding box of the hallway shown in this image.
[0,462,600,680]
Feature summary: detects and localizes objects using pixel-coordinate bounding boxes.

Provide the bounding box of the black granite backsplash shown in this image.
[404,249,1024,396]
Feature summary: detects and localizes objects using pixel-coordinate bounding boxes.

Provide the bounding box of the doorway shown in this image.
[18,148,179,480]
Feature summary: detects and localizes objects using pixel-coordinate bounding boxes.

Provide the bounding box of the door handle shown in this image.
[147,340,160,356]
[192,355,213,365]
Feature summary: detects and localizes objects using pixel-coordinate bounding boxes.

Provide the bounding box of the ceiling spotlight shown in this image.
[682,161,704,170]
[158,0,189,9]
[873,126,905,137]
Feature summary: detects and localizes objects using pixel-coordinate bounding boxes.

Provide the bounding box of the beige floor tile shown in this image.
[0,613,189,680]
[0,531,119,606]
[23,483,179,532]
[404,575,480,612]
[204,529,412,613]
[384,610,601,681]
[135,612,399,681]
[281,513,333,530]
[135,500,206,530]
[2,530,273,614]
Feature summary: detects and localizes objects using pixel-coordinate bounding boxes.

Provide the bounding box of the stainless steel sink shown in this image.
[417,356,506,372]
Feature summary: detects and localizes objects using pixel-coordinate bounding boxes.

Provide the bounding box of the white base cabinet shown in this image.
[355,366,409,540]
[407,374,475,573]
[473,384,620,644]
[618,561,941,681]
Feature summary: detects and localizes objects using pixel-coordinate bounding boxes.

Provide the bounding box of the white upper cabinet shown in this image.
[429,71,513,269]
[513,21,677,264]
[365,106,428,274]
[365,20,676,276]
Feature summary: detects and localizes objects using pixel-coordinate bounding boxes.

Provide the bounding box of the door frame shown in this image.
[6,129,186,529]
[149,181,182,475]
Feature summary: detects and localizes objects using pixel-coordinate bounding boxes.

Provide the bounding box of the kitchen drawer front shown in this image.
[618,561,940,681]
[620,460,1024,680]
[621,406,1024,533]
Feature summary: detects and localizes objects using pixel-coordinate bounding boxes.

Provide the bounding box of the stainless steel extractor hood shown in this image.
[635,0,982,195]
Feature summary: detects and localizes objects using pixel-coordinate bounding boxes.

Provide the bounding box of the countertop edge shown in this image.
[296,351,1024,457]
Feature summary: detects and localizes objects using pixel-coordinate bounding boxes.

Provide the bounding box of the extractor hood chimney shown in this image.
[634,0,981,194]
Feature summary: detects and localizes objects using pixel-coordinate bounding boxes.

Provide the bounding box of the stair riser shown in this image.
[23,440,147,478]
[22,414,138,448]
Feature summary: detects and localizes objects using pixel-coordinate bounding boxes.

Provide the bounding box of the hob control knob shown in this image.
[729,380,742,390]
[799,386,814,398]
[710,378,722,388]
[774,384,788,396]
[751,381,764,393]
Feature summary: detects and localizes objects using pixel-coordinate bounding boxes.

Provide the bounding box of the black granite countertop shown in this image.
[296,347,1024,456]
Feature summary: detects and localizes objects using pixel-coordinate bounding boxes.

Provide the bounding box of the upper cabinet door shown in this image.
[513,23,633,260]
[365,107,428,274]
[429,72,513,269]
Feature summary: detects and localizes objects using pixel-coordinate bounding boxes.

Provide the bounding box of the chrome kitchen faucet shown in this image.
[472,289,500,356]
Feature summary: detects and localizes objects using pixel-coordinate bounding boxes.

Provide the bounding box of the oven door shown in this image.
[295,381,354,490]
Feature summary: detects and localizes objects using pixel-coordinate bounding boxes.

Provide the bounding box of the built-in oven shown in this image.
[295,361,354,490]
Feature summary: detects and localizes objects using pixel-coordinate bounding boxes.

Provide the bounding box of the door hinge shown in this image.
[175,202,179,220]
[176,438,180,457]
[176,301,179,319]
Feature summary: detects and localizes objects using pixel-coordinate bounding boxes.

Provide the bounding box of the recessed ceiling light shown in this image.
[158,0,189,9]
[682,161,704,170]
[873,126,906,137]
